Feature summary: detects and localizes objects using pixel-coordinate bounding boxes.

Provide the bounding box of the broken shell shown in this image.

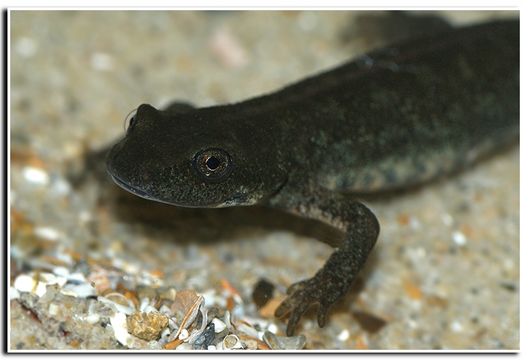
[111,312,131,346]
[61,282,96,298]
[263,330,306,350]
[222,334,244,350]
[187,303,208,343]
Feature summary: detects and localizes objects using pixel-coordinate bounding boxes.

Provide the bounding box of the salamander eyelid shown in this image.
[123,107,139,132]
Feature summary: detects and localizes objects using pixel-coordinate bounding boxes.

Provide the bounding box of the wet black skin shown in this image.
[107,19,519,336]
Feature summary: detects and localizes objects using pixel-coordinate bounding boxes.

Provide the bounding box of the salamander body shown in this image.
[106,19,519,335]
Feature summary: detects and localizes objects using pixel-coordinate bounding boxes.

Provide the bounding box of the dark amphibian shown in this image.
[106,19,519,336]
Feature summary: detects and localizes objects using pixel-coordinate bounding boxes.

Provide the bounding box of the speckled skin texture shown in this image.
[106,19,519,336]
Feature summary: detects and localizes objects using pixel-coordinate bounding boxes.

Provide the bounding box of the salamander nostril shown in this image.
[206,156,221,171]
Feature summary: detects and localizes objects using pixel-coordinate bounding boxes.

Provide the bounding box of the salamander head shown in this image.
[106,104,287,208]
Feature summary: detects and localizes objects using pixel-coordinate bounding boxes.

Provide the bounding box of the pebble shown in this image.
[126,311,169,341]
[297,12,317,31]
[15,37,38,58]
[48,303,59,316]
[262,330,306,350]
[209,26,249,69]
[212,317,227,333]
[50,176,71,196]
[22,166,49,185]
[136,285,157,300]
[83,313,101,325]
[442,213,454,226]
[52,266,70,278]
[353,311,388,333]
[252,278,275,309]
[338,329,350,341]
[14,272,67,297]
[452,231,467,246]
[34,226,60,241]
[9,287,20,300]
[451,320,464,333]
[157,287,177,301]
[267,323,278,334]
[178,329,189,340]
[90,52,114,71]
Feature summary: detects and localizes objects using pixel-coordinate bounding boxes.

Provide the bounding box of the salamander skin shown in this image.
[106,19,519,336]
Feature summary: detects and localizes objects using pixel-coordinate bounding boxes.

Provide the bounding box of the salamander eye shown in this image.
[124,109,138,132]
[193,148,233,181]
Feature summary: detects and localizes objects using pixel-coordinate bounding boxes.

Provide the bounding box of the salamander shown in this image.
[106,19,519,336]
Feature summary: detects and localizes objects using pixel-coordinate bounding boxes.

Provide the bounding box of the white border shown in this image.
[3,1,525,357]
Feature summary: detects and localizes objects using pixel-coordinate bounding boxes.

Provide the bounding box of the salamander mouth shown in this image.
[108,172,153,200]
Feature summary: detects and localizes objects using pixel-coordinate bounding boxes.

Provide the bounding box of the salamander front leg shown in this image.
[271,192,379,336]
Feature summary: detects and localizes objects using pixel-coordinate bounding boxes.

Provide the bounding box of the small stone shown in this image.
[192,321,216,350]
[263,330,306,350]
[22,167,49,185]
[209,26,248,69]
[267,323,278,334]
[90,52,114,71]
[451,320,463,333]
[10,287,20,300]
[338,329,350,341]
[452,231,467,246]
[127,311,169,341]
[157,287,177,301]
[211,318,226,333]
[178,328,189,340]
[34,226,60,241]
[48,303,59,316]
[14,272,66,297]
[14,274,38,294]
[15,37,38,58]
[252,278,275,309]
[84,313,100,325]
[352,311,387,333]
